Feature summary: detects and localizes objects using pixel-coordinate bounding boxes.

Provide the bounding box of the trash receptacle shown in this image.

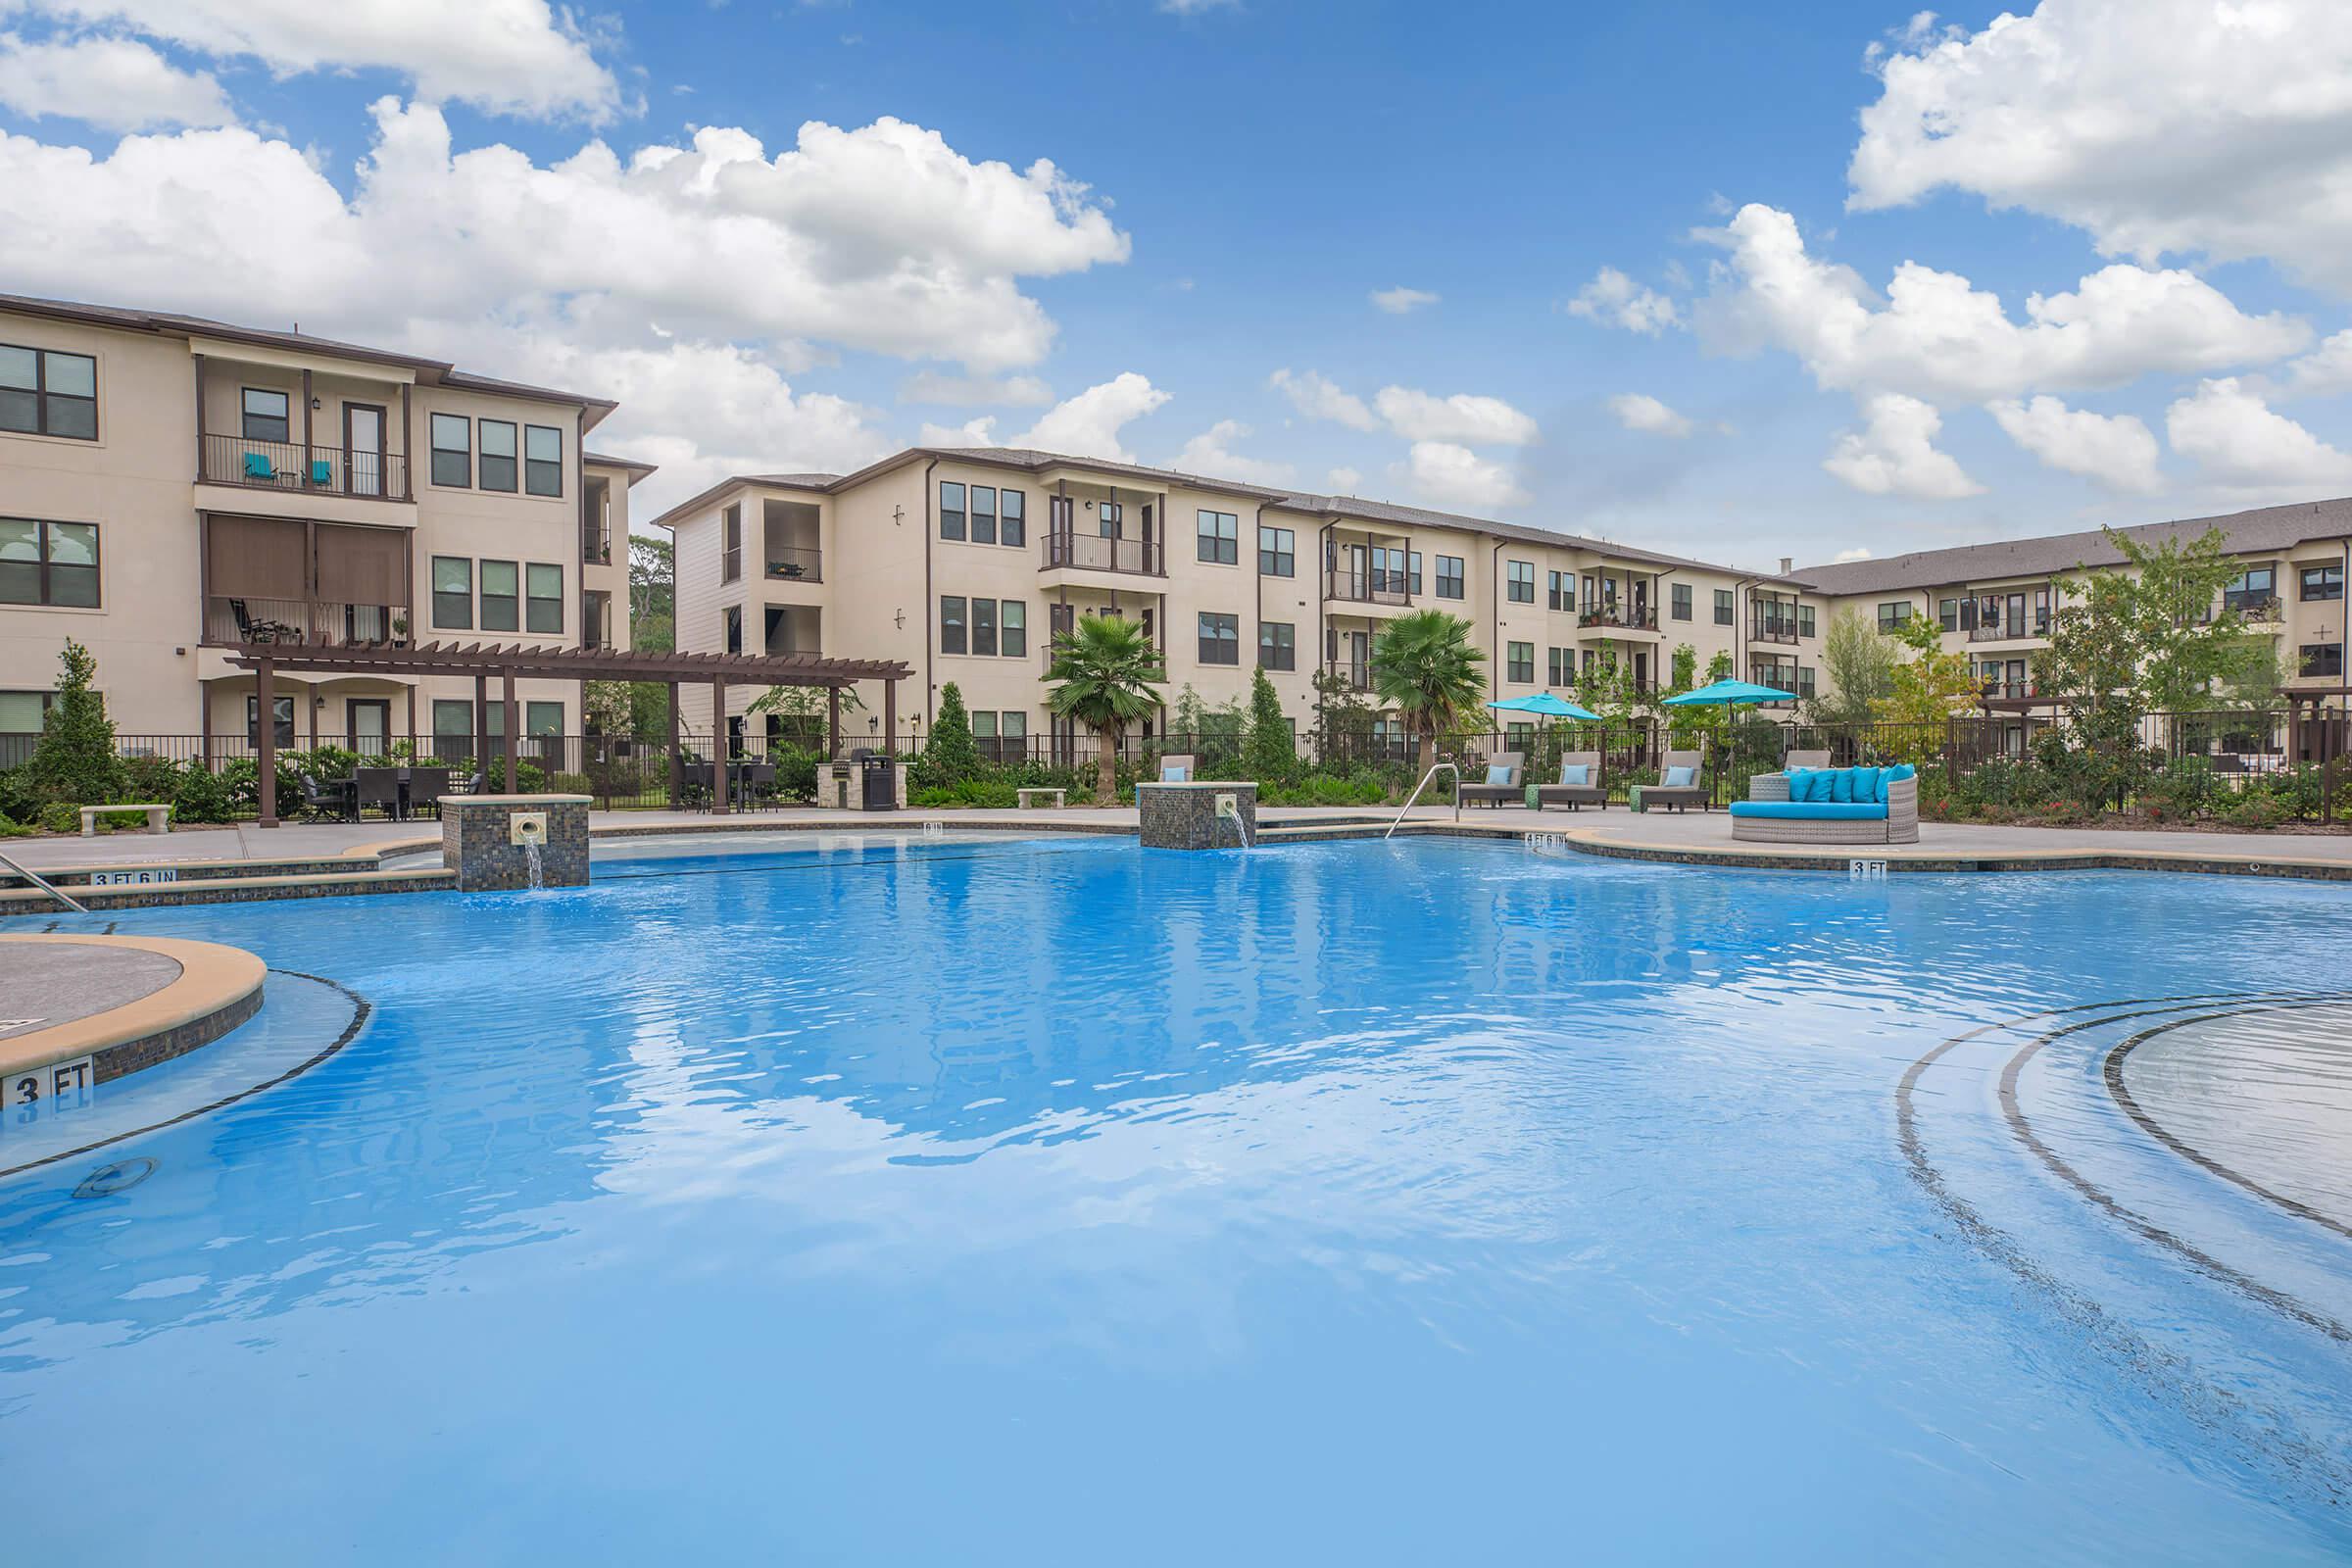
[858,750,896,811]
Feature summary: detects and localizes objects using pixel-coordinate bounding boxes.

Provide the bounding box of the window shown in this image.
[1939,597,1960,632]
[1506,641,1534,683]
[429,557,471,629]
[429,414,470,487]
[1671,583,1691,621]
[431,699,474,756]
[0,690,52,734]
[1436,555,1465,600]
[1199,611,1240,664]
[940,481,966,541]
[480,561,518,632]
[722,605,743,655]
[972,596,998,657]
[1002,600,1026,658]
[526,701,564,737]
[970,485,998,546]
[1099,500,1124,538]
[0,518,98,608]
[0,343,97,440]
[1713,588,1735,626]
[1198,510,1240,564]
[1408,551,1423,595]
[1879,601,1913,632]
[247,695,295,749]
[2301,642,2345,678]
[940,595,966,655]
[241,387,290,443]
[1258,524,1296,577]
[1506,561,1535,603]
[1795,666,1818,701]
[1001,488,1026,548]
[478,420,517,492]
[2222,564,2276,614]
[1259,620,1296,671]
[2300,563,2344,603]
[1547,569,1572,611]
[1798,605,1817,638]
[524,424,563,497]
[1548,647,1569,685]
[526,563,563,634]
[721,503,742,583]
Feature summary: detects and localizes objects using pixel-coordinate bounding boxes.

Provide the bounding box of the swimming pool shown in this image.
[5,836,2350,1563]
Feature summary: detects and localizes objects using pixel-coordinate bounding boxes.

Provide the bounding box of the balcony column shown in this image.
[301,368,314,486]
[503,669,519,793]
[256,657,279,829]
[193,353,207,478]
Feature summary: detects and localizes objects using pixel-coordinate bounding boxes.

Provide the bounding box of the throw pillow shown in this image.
[1559,763,1590,786]
[1661,765,1696,788]
[1485,764,1512,786]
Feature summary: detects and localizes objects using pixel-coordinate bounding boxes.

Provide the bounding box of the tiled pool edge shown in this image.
[0,934,268,1088]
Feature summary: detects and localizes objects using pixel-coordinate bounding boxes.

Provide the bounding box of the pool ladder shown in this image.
[0,851,89,914]
[1384,762,1462,840]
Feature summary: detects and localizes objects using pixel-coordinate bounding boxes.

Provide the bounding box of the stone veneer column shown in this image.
[440,794,593,891]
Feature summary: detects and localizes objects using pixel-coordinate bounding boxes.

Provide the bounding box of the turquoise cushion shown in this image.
[1558,763,1590,786]
[1852,766,1885,805]
[1162,765,1188,782]
[1788,768,1820,803]
[1485,764,1512,786]
[1828,768,1854,804]
[1885,762,1915,787]
[1804,769,1836,803]
[1661,765,1696,788]
[1729,801,1889,820]
[242,451,272,479]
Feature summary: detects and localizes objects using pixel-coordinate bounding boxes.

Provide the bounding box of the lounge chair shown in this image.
[1458,751,1525,808]
[1732,763,1919,845]
[1641,749,1709,811]
[1535,750,1606,810]
[1158,754,1196,783]
[1783,749,1831,772]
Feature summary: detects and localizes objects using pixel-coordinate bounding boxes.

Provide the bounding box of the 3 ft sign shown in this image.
[8,1054,97,1122]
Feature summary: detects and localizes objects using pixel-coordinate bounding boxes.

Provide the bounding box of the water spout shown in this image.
[523,839,545,891]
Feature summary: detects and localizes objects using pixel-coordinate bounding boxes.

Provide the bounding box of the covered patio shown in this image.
[220,641,913,827]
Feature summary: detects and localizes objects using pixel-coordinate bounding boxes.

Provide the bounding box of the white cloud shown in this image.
[1849,0,2352,294]
[19,0,626,122]
[917,416,997,447]
[0,30,235,130]
[1984,395,2163,494]
[1372,385,1539,446]
[1326,466,1362,494]
[1607,392,1694,438]
[2165,377,2352,495]
[1170,419,1296,485]
[1159,0,1239,12]
[1833,547,1874,564]
[1012,373,1169,463]
[1393,441,1528,513]
[1370,285,1439,315]
[1822,393,1983,499]
[1563,267,1681,334]
[1269,367,1377,431]
[899,369,1053,407]
[2278,329,2352,399]
[1696,203,2307,405]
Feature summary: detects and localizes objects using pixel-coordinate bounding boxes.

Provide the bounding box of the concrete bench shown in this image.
[1016,787,1066,809]
[80,803,172,838]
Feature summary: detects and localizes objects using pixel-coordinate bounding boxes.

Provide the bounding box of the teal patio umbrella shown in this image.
[1486,691,1603,722]
[1660,678,1796,802]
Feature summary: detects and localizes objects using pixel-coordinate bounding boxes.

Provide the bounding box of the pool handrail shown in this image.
[1385,762,1462,840]
[0,850,90,914]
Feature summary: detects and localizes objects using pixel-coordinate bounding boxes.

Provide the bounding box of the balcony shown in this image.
[1968,614,2051,643]
[1578,608,1659,633]
[1324,568,1411,607]
[201,433,411,501]
[1748,619,1799,646]
[1982,678,2042,704]
[1045,530,1162,576]
[204,595,411,648]
[763,546,823,584]
[2224,593,2282,622]
[1323,658,1373,691]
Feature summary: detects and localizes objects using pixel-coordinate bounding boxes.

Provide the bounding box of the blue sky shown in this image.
[3,0,2350,568]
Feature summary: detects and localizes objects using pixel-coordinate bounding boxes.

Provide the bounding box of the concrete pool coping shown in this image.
[0,933,267,1087]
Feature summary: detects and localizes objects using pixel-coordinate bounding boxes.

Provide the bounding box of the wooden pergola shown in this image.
[221,641,913,828]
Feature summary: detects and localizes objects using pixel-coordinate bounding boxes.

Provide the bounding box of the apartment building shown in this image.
[0,294,649,758]
[654,446,1829,755]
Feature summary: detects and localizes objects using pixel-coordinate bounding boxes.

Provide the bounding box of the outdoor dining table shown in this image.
[354,764,454,821]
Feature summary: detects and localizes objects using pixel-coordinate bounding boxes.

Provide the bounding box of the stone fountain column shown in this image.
[440,794,593,891]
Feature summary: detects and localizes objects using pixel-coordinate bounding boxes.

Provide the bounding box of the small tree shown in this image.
[1813,610,1899,726]
[1171,682,1209,746]
[23,639,122,806]
[921,682,981,787]
[1666,643,1698,697]
[1045,614,1165,803]
[1705,650,1734,684]
[1877,614,1977,766]
[1310,665,1375,765]
[1243,665,1293,781]
[1370,609,1488,773]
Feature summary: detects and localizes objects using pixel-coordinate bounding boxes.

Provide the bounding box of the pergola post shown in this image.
[827,685,841,760]
[256,657,278,829]
[710,677,729,814]
[474,674,488,771]
[883,677,898,757]
[503,668,519,793]
[666,679,682,806]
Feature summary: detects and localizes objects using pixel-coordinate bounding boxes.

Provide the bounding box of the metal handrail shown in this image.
[0,851,89,913]
[1384,761,1461,839]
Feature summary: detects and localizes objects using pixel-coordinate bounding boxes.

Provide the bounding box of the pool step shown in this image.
[0,864,458,915]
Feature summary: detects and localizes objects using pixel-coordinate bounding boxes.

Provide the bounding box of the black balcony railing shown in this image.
[1045,530,1163,575]
[1580,608,1659,632]
[202,433,410,500]
[2224,593,2281,619]
[1748,619,1799,645]
[1323,658,1373,691]
[204,594,412,647]
[1968,614,2052,642]
[764,546,823,583]
[1324,569,1410,607]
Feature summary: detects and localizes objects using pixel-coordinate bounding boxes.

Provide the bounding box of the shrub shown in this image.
[172,761,238,824]
[38,801,81,834]
[2143,756,2220,820]
[548,771,594,796]
[0,819,29,838]
[20,639,122,807]
[2222,795,2289,830]
[914,684,980,791]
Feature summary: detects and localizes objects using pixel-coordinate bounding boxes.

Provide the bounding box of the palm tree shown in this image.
[1044,613,1166,803]
[1370,609,1487,773]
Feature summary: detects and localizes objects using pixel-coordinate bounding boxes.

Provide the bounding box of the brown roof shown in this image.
[583,450,660,483]
[1790,497,2352,596]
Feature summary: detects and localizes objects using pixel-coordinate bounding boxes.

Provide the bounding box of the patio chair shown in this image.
[1458,751,1525,808]
[1158,754,1196,783]
[1783,749,1831,772]
[300,773,358,823]
[408,766,454,819]
[355,766,403,819]
[1642,749,1709,812]
[1535,750,1606,811]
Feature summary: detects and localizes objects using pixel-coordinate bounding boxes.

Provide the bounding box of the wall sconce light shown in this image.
[311,397,322,411]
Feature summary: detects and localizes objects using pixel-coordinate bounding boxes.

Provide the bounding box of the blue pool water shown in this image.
[5,836,2352,1564]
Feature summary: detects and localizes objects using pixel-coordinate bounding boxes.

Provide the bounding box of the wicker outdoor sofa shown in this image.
[1729,764,1919,845]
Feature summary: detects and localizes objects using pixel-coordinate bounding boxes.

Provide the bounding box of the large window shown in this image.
[1798,604,1817,638]
[247,694,295,749]
[1198,510,1240,565]
[1408,551,1424,595]
[1879,601,1913,632]
[1671,583,1691,621]
[1548,570,1573,611]
[481,560,519,633]
[1506,561,1535,603]
[526,701,564,739]
[430,556,471,629]
[429,414,470,487]
[431,700,474,757]
[1258,525,1295,577]
[1001,488,1026,548]
[1714,588,1735,626]
[721,503,742,583]
[0,343,97,440]
[1547,646,1569,686]
[972,597,998,657]
[2300,642,2345,678]
[1259,620,1296,671]
[478,420,518,492]
[0,690,52,735]
[940,595,966,655]
[241,387,290,442]
[940,481,966,541]
[970,485,998,546]
[1506,641,1535,683]
[1436,555,1465,600]
[1002,600,1026,658]
[524,424,564,497]
[1199,611,1240,664]
[0,518,99,608]
[2223,564,2277,614]
[2300,563,2344,603]
[525,563,563,634]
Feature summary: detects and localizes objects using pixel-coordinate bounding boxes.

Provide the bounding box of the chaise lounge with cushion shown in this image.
[1459,751,1525,808]
[1641,750,1709,811]
[1535,751,1606,810]
[1730,763,1919,845]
